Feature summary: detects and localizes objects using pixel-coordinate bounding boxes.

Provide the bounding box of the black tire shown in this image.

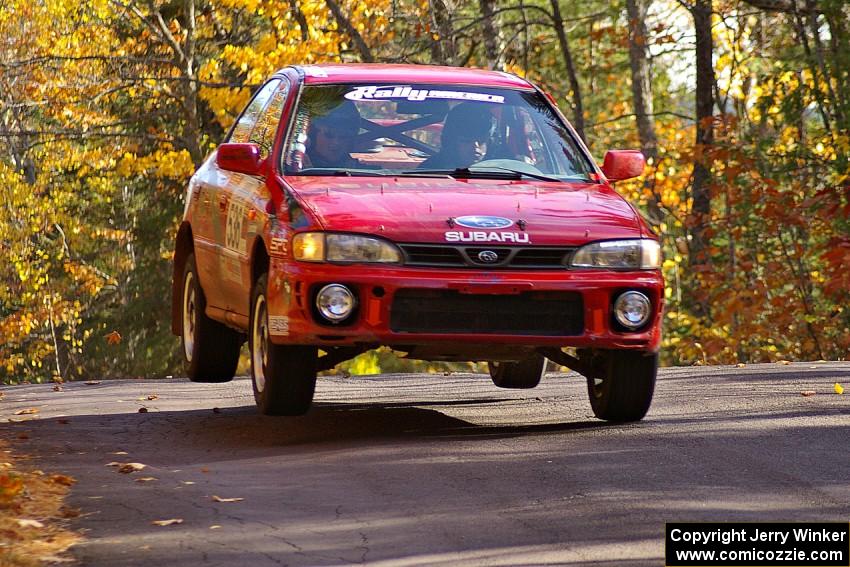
[249,273,317,416]
[488,354,545,389]
[180,253,242,382]
[585,350,657,422]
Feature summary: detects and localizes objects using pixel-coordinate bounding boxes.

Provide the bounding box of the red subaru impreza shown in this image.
[172,64,662,421]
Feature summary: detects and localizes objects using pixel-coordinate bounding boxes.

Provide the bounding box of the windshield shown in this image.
[282,83,594,181]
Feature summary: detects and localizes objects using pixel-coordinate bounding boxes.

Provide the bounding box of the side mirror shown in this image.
[601,150,645,181]
[217,143,262,175]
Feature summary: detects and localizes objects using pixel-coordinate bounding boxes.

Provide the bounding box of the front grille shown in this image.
[390,289,584,335]
[399,244,575,269]
[400,244,465,266]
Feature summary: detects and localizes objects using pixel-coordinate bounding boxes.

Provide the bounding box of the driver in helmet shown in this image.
[419,103,496,170]
[305,101,362,169]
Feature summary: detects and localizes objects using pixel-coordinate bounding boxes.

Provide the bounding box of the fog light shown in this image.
[316,284,356,322]
[614,291,651,330]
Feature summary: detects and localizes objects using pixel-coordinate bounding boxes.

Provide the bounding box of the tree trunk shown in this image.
[181,0,203,168]
[689,0,714,270]
[325,0,374,62]
[289,0,310,41]
[479,0,502,70]
[549,0,585,143]
[429,0,456,65]
[625,0,657,161]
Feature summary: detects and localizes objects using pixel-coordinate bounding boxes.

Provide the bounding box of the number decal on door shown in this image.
[225,201,247,253]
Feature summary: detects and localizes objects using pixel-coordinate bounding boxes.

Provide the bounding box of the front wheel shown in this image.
[249,274,317,416]
[584,350,657,422]
[181,253,242,383]
[488,354,545,389]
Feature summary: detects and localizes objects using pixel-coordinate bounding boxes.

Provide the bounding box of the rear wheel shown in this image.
[181,254,241,383]
[488,354,545,389]
[584,350,657,422]
[249,273,317,416]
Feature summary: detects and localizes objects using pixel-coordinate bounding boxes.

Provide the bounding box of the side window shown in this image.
[228,79,281,143]
[249,80,290,160]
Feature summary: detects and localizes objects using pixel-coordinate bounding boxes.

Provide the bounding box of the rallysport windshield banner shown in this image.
[344,85,505,104]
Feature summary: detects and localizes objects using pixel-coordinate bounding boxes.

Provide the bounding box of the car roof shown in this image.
[287,63,534,89]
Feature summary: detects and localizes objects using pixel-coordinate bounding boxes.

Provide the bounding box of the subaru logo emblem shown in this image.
[477,250,499,263]
[455,216,513,229]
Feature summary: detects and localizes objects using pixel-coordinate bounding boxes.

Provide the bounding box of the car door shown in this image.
[218,78,292,316]
[196,79,282,315]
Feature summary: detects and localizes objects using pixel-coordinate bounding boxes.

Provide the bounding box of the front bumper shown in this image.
[266,259,663,352]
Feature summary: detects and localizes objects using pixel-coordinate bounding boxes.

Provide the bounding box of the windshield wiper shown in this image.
[403,167,565,182]
[482,166,563,183]
[296,168,389,177]
[403,167,518,180]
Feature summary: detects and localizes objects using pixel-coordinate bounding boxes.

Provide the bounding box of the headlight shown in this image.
[613,291,652,329]
[292,232,325,261]
[571,239,660,269]
[316,284,356,321]
[292,233,402,264]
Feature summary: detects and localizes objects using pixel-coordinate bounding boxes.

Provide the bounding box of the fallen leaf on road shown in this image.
[182,481,195,485]
[15,408,39,415]
[777,360,791,365]
[50,475,76,487]
[60,506,81,518]
[800,390,816,397]
[117,463,146,474]
[151,518,183,526]
[16,519,45,528]
[0,473,24,502]
[106,462,121,467]
[209,525,222,529]
[0,392,4,400]
[135,477,158,483]
[83,381,101,385]
[200,467,209,473]
[211,495,243,503]
[112,451,128,455]
[53,385,63,392]
[146,395,158,401]
[836,383,845,395]
[735,363,745,368]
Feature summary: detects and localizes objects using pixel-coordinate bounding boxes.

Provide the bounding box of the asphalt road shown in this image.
[2,362,849,566]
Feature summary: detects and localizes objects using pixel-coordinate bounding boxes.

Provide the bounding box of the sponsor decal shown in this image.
[302,66,328,77]
[269,237,287,257]
[225,200,247,253]
[344,85,505,104]
[445,231,531,244]
[220,255,242,284]
[455,215,513,229]
[268,315,289,336]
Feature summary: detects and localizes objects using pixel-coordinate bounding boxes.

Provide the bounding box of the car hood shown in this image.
[284,177,642,246]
